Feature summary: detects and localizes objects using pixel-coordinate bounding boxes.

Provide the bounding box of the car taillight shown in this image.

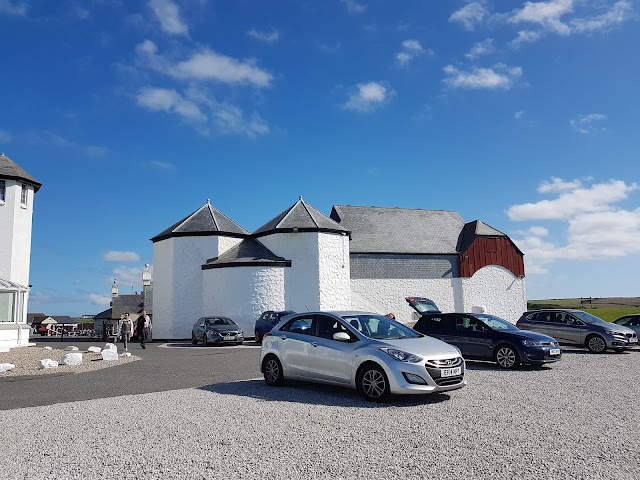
[263,333,272,338]
[515,322,522,328]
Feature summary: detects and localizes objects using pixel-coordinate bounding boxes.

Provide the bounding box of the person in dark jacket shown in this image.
[137,310,151,349]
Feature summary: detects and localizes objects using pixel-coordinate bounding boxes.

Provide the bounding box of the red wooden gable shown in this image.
[459,237,524,278]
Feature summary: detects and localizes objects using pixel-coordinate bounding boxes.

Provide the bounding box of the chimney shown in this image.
[111,279,118,298]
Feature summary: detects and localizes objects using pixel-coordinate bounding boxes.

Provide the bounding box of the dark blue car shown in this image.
[254,310,296,343]
[413,312,562,369]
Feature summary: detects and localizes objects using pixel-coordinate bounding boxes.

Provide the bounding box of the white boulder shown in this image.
[38,359,59,369]
[87,346,102,353]
[65,346,80,351]
[120,352,132,358]
[43,346,53,350]
[60,352,83,366]
[103,343,117,352]
[0,363,16,372]
[101,349,119,361]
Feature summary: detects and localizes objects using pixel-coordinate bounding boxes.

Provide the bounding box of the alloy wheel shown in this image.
[496,347,517,369]
[361,368,389,401]
[587,335,606,353]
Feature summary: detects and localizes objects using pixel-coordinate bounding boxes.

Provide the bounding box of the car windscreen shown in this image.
[571,311,608,325]
[475,314,519,331]
[410,299,440,313]
[342,314,421,340]
[205,318,234,326]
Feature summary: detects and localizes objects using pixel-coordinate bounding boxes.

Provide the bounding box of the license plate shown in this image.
[550,348,561,355]
[629,338,638,343]
[224,335,234,340]
[441,367,462,377]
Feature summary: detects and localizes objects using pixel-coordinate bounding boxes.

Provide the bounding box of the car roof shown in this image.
[287,310,381,317]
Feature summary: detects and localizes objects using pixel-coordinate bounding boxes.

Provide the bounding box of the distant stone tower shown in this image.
[0,153,42,348]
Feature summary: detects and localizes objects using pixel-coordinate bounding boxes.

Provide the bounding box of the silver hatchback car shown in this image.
[260,311,467,402]
[516,309,638,353]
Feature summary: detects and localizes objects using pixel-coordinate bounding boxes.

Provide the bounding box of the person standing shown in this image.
[118,313,134,351]
[137,310,151,349]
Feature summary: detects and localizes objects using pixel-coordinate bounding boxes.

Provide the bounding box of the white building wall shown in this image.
[461,265,527,323]
[318,233,351,310]
[203,266,285,338]
[153,235,239,339]
[350,278,460,325]
[260,232,323,312]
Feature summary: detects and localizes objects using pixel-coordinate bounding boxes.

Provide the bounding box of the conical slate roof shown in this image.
[457,220,521,254]
[0,277,29,291]
[151,200,249,243]
[0,153,42,192]
[203,238,291,269]
[253,197,350,238]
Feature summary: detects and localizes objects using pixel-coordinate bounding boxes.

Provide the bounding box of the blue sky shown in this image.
[1,0,639,316]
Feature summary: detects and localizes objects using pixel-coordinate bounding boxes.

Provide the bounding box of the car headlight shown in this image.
[606,330,624,336]
[209,329,222,336]
[522,340,545,347]
[379,347,423,363]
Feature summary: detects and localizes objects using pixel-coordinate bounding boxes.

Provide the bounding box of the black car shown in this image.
[192,316,244,346]
[413,312,562,369]
[405,297,441,314]
[254,310,296,343]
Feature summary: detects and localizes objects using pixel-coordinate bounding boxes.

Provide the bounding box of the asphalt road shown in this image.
[0,338,262,410]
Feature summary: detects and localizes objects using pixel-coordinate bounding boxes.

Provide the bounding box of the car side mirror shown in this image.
[333,332,351,342]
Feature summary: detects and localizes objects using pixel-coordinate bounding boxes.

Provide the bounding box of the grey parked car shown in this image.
[192,316,244,346]
[516,309,638,353]
[612,314,640,336]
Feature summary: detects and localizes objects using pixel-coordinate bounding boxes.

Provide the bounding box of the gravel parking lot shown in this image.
[1,347,638,480]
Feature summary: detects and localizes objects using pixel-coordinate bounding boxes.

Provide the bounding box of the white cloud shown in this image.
[508,179,638,221]
[395,39,433,66]
[136,40,273,88]
[149,0,188,36]
[137,87,207,123]
[343,82,395,113]
[342,0,366,14]
[465,38,495,59]
[210,103,270,138]
[150,160,174,169]
[571,0,632,32]
[514,110,525,119]
[0,129,11,143]
[510,30,543,47]
[113,266,144,288]
[25,131,108,157]
[509,0,573,35]
[570,113,607,134]
[538,177,582,193]
[449,2,487,31]
[0,0,27,16]
[89,293,112,306]
[103,251,141,263]
[247,28,280,44]
[510,178,640,273]
[443,64,522,90]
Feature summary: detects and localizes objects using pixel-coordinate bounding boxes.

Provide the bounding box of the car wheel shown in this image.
[191,334,197,345]
[495,345,520,369]
[586,334,607,353]
[357,364,391,402]
[263,355,285,386]
[255,330,262,344]
[202,334,209,346]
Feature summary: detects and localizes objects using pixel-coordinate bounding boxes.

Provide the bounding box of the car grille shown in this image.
[626,333,637,338]
[434,376,465,386]
[424,357,463,368]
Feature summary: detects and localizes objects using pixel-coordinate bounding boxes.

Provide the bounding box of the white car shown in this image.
[259,311,467,402]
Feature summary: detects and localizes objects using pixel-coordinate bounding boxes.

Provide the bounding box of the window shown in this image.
[0,292,15,323]
[0,180,5,202]
[316,315,351,340]
[21,183,27,206]
[282,316,312,335]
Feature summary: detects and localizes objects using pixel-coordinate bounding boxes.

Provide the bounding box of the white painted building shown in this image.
[151,197,526,340]
[0,154,41,350]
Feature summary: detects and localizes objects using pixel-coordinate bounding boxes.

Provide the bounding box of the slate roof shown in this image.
[111,294,145,319]
[0,154,42,192]
[253,197,350,238]
[330,205,465,254]
[457,220,522,254]
[94,308,112,320]
[151,200,249,243]
[203,238,291,269]
[0,277,29,290]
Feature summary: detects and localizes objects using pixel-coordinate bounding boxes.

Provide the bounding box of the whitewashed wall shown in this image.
[318,233,351,310]
[152,235,243,339]
[0,180,33,286]
[461,265,527,323]
[203,266,286,338]
[350,278,460,324]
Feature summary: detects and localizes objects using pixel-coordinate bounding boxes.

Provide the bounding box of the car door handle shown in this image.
[311,342,318,347]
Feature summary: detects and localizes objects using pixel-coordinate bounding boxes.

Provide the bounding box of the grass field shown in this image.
[527,297,640,322]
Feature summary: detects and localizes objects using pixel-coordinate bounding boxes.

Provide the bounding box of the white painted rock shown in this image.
[120,352,132,358]
[60,352,83,366]
[101,349,118,361]
[65,346,80,351]
[87,346,102,353]
[103,343,117,352]
[38,359,59,369]
[0,363,16,372]
[43,346,53,350]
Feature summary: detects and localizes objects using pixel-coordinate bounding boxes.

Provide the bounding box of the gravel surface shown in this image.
[0,345,140,377]
[1,348,638,479]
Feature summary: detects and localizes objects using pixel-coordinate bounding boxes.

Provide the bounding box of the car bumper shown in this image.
[606,336,637,348]
[206,334,244,344]
[385,359,467,395]
[521,346,562,364]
